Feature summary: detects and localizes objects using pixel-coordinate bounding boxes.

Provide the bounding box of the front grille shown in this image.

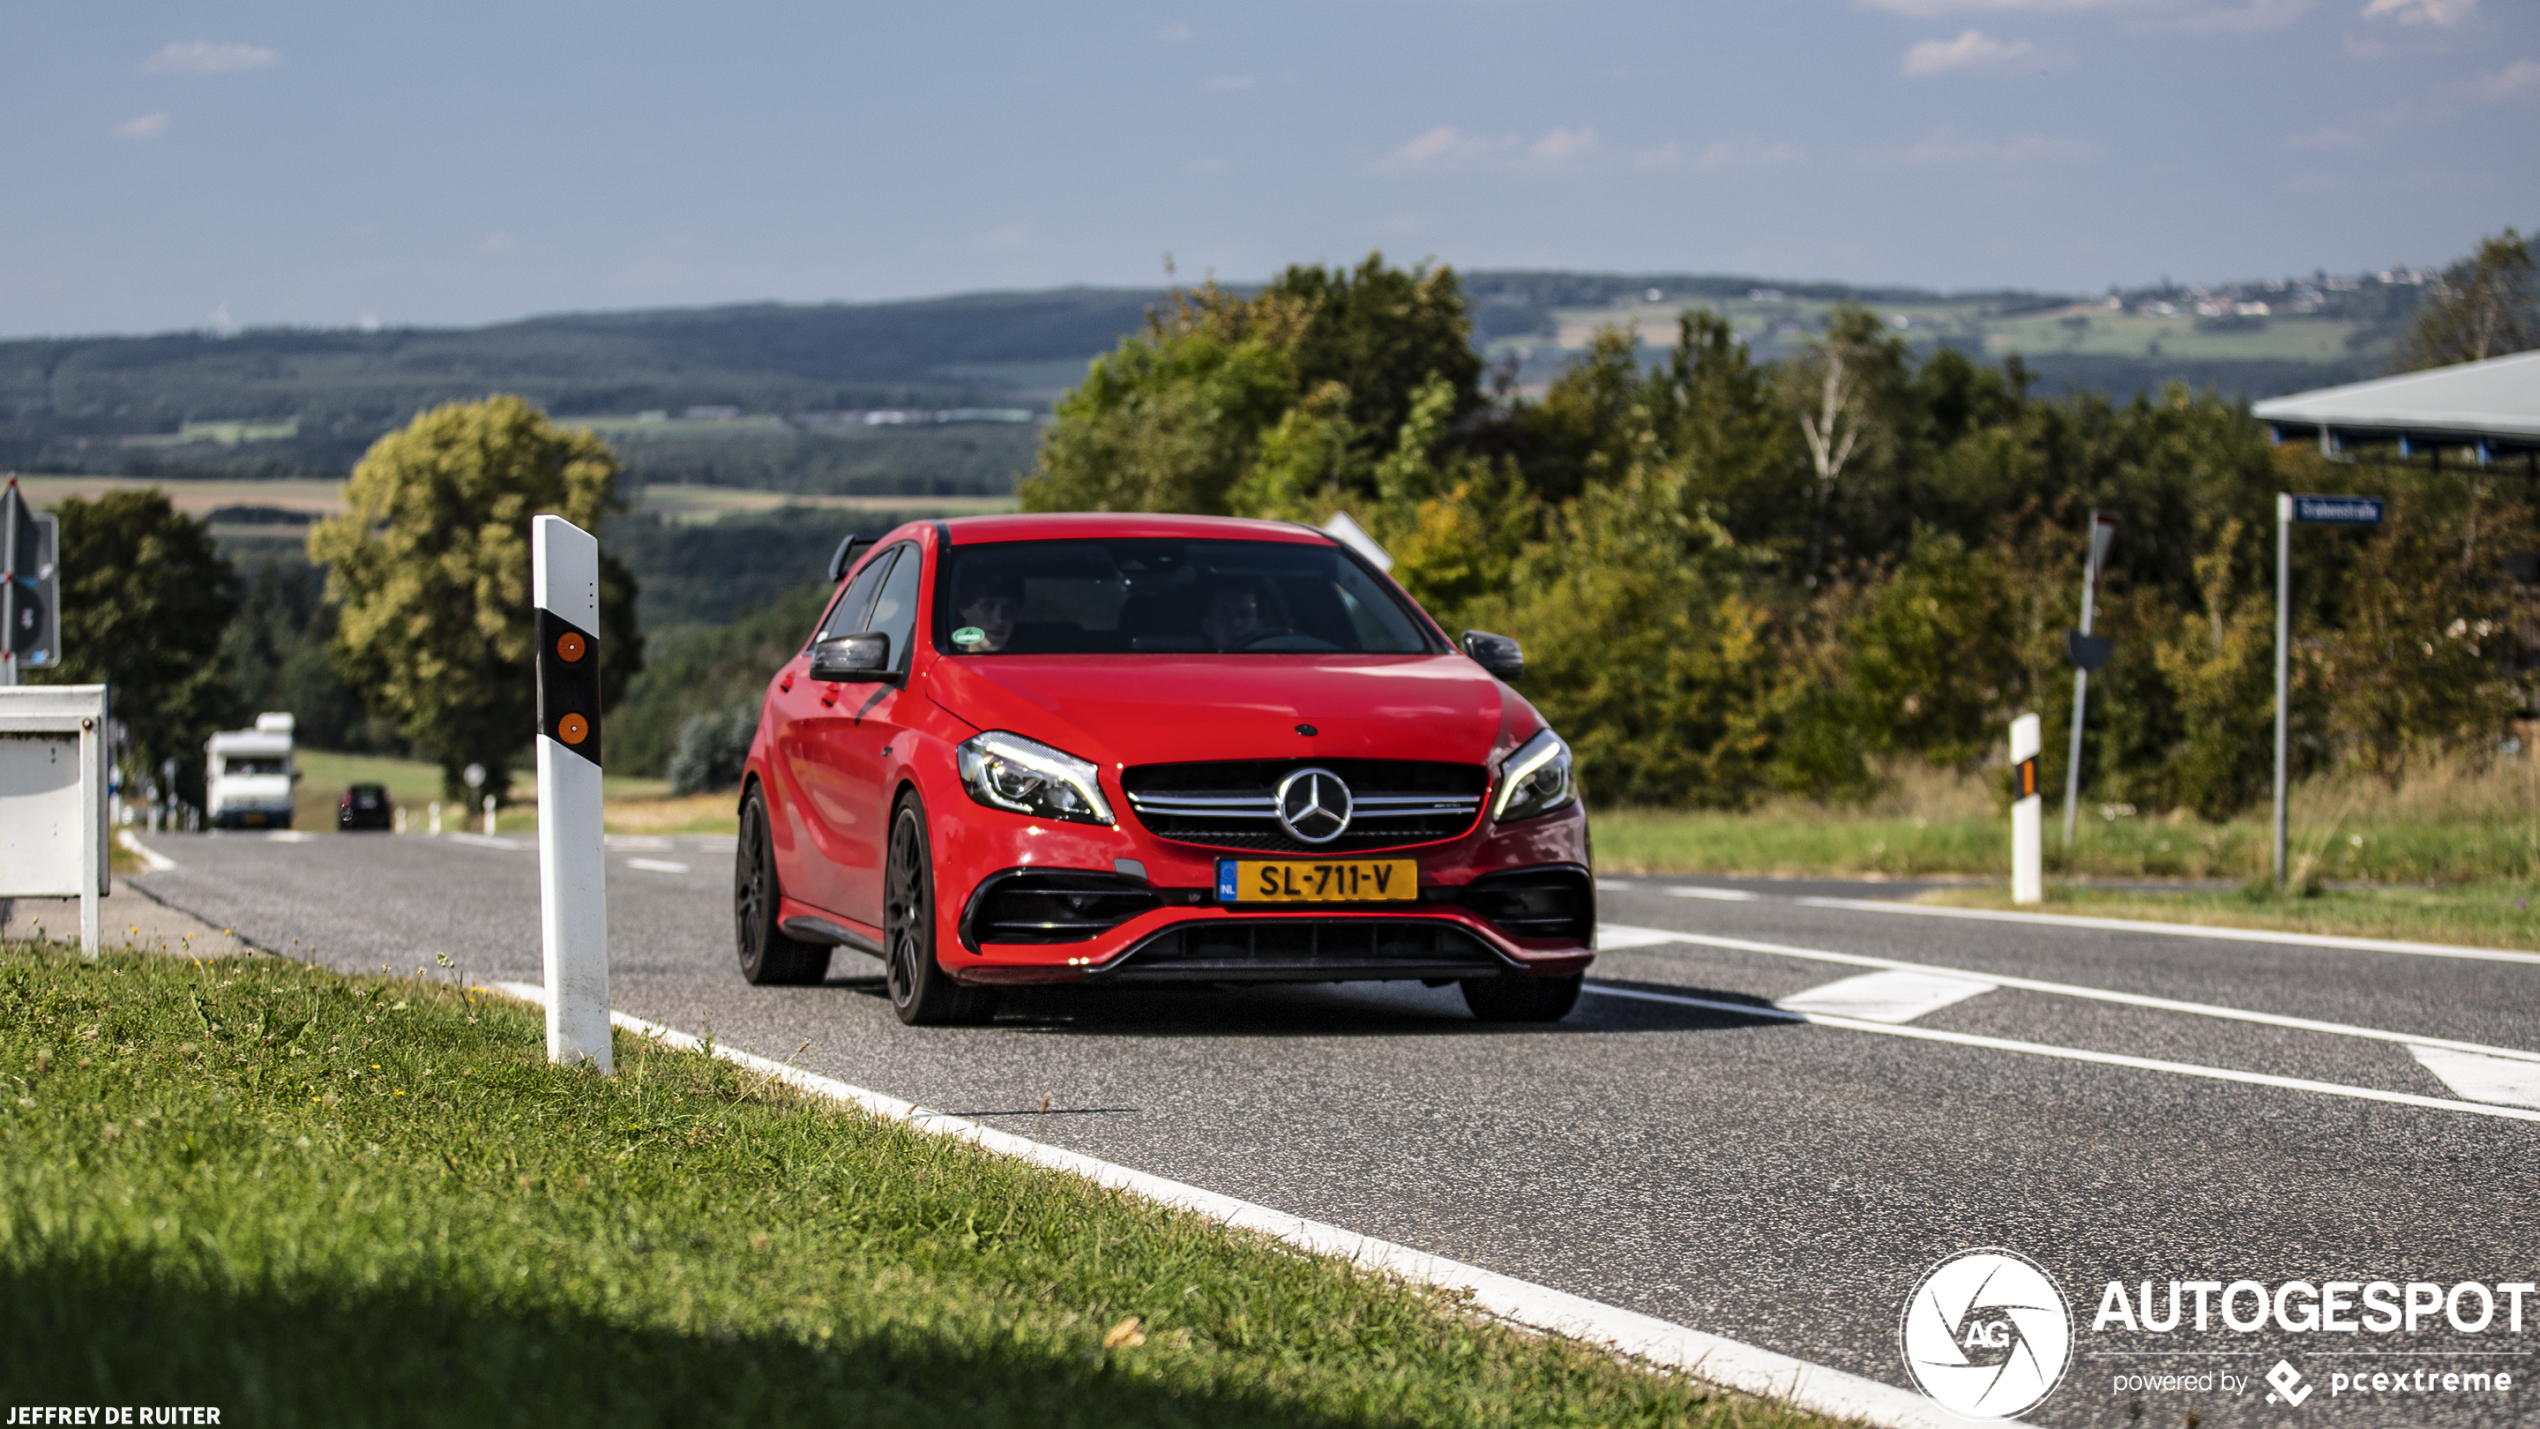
[1101,917,1506,982]
[1450,866,1595,940]
[963,870,1159,946]
[1123,759,1485,854]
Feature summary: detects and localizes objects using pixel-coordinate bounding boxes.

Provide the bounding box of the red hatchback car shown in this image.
[733,512,1593,1025]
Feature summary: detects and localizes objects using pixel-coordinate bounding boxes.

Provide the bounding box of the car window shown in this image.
[861,542,924,672]
[816,548,896,644]
[938,538,1433,655]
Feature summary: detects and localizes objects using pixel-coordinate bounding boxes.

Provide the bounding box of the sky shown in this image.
[4,0,2534,338]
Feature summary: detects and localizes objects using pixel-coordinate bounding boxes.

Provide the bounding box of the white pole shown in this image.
[533,514,611,1073]
[2273,492,2292,889]
[429,801,441,835]
[80,706,101,956]
[2011,713,2043,904]
[483,794,497,837]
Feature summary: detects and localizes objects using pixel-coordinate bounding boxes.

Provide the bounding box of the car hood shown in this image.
[924,654,1531,770]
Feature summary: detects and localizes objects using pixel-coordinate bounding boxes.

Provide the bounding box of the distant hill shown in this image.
[1,267,2413,492]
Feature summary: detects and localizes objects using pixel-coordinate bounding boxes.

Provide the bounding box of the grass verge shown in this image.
[0,944,1822,1428]
[1912,882,2540,953]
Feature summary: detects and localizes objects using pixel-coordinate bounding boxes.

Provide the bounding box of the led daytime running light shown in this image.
[1492,729,1572,819]
[957,731,1115,825]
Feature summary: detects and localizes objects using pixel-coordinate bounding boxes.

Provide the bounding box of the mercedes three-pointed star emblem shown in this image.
[1274,766,1353,844]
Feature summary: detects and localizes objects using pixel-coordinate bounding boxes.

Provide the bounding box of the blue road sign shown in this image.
[2292,495,2384,525]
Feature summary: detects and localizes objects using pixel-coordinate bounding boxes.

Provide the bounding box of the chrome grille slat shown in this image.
[1121,758,1487,854]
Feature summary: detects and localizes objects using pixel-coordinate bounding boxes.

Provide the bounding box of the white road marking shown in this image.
[1593,879,1634,892]
[1580,983,2540,1124]
[1776,969,1995,1024]
[1598,923,2540,1065]
[266,830,317,843]
[2411,1045,2540,1110]
[1594,923,1685,951]
[605,835,676,851]
[1667,886,1759,901]
[624,858,690,875]
[118,830,175,872]
[482,982,1960,1429]
[1798,896,2540,967]
[444,832,533,851]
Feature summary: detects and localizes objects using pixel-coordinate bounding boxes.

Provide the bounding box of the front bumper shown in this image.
[944,855,1595,987]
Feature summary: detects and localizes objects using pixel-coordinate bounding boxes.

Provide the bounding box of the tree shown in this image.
[2395,228,2539,371]
[309,396,642,802]
[1020,254,1481,516]
[34,490,240,803]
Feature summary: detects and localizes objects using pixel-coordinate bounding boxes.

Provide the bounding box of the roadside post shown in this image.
[2010,713,2042,904]
[483,795,497,836]
[2060,510,2118,846]
[533,514,611,1072]
[0,684,111,955]
[2274,493,2383,887]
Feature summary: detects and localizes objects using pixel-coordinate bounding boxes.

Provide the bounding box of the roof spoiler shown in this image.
[827,535,876,584]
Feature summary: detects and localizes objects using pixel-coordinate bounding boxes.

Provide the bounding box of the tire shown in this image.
[1461,972,1583,1023]
[882,795,997,1026]
[735,785,831,986]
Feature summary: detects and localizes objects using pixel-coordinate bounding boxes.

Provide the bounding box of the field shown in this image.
[0,944,1802,1428]
[1523,293,2377,368]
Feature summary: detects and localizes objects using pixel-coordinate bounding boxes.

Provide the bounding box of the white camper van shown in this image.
[206,712,299,829]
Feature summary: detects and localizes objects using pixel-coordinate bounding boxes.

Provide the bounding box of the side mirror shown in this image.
[1461,630,1524,682]
[809,633,891,682]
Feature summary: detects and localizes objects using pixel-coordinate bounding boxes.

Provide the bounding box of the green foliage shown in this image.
[0,946,1815,1429]
[33,489,240,800]
[610,582,831,779]
[667,701,760,794]
[1839,532,2026,769]
[309,397,643,802]
[220,552,406,756]
[2395,227,2538,370]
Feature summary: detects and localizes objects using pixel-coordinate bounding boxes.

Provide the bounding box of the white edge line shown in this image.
[1798,896,2540,967]
[1601,923,2540,1067]
[1579,983,2540,1124]
[480,980,1976,1429]
[119,829,176,872]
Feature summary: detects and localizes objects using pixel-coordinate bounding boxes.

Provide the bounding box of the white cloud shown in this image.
[1902,28,2064,75]
[1635,136,1809,169]
[143,41,279,74]
[1859,0,2309,29]
[1873,126,2096,165]
[2460,58,2540,100]
[1157,22,1194,42]
[1378,124,1607,172]
[2362,0,2474,25]
[1529,126,1603,160]
[479,231,516,253]
[1859,0,2129,13]
[113,112,169,140]
[1204,74,1256,91]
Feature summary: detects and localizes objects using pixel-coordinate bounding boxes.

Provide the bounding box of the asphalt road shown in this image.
[132,830,2540,1428]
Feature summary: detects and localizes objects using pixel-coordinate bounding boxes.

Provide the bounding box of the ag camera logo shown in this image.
[1901,1248,2073,1418]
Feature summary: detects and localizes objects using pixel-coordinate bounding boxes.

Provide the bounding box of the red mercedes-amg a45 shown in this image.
[733,512,1592,1025]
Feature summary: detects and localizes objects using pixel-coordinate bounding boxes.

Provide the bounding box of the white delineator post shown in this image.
[533,515,611,1073]
[2010,713,2043,905]
[2273,491,2292,890]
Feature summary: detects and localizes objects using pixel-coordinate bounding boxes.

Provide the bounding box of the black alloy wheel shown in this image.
[735,785,830,986]
[1460,971,1583,1023]
[882,796,997,1026]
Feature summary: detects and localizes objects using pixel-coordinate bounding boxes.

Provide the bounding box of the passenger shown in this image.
[955,573,1023,652]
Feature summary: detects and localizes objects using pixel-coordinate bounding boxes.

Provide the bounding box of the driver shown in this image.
[954,572,1024,653]
[1202,580,1276,651]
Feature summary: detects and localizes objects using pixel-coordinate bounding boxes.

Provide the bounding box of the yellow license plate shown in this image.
[1217,858,1418,903]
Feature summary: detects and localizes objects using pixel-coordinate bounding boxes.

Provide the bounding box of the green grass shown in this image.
[1915,882,2540,953]
[0,944,1820,1428]
[289,749,675,833]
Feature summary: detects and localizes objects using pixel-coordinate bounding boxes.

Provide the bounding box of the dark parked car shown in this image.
[338,783,393,831]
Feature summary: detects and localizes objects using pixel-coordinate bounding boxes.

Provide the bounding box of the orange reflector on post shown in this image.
[558,712,589,745]
[557,631,586,662]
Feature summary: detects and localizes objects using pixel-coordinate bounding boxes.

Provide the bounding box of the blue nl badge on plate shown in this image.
[1216,860,1239,901]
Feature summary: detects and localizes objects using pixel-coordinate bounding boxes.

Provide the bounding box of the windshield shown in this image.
[939,538,1434,655]
[221,757,289,777]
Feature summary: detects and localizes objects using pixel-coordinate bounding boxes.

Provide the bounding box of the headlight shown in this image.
[1492,728,1575,822]
[956,731,1114,826]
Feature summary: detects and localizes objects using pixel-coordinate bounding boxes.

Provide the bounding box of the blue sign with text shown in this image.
[2293,496,2384,525]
